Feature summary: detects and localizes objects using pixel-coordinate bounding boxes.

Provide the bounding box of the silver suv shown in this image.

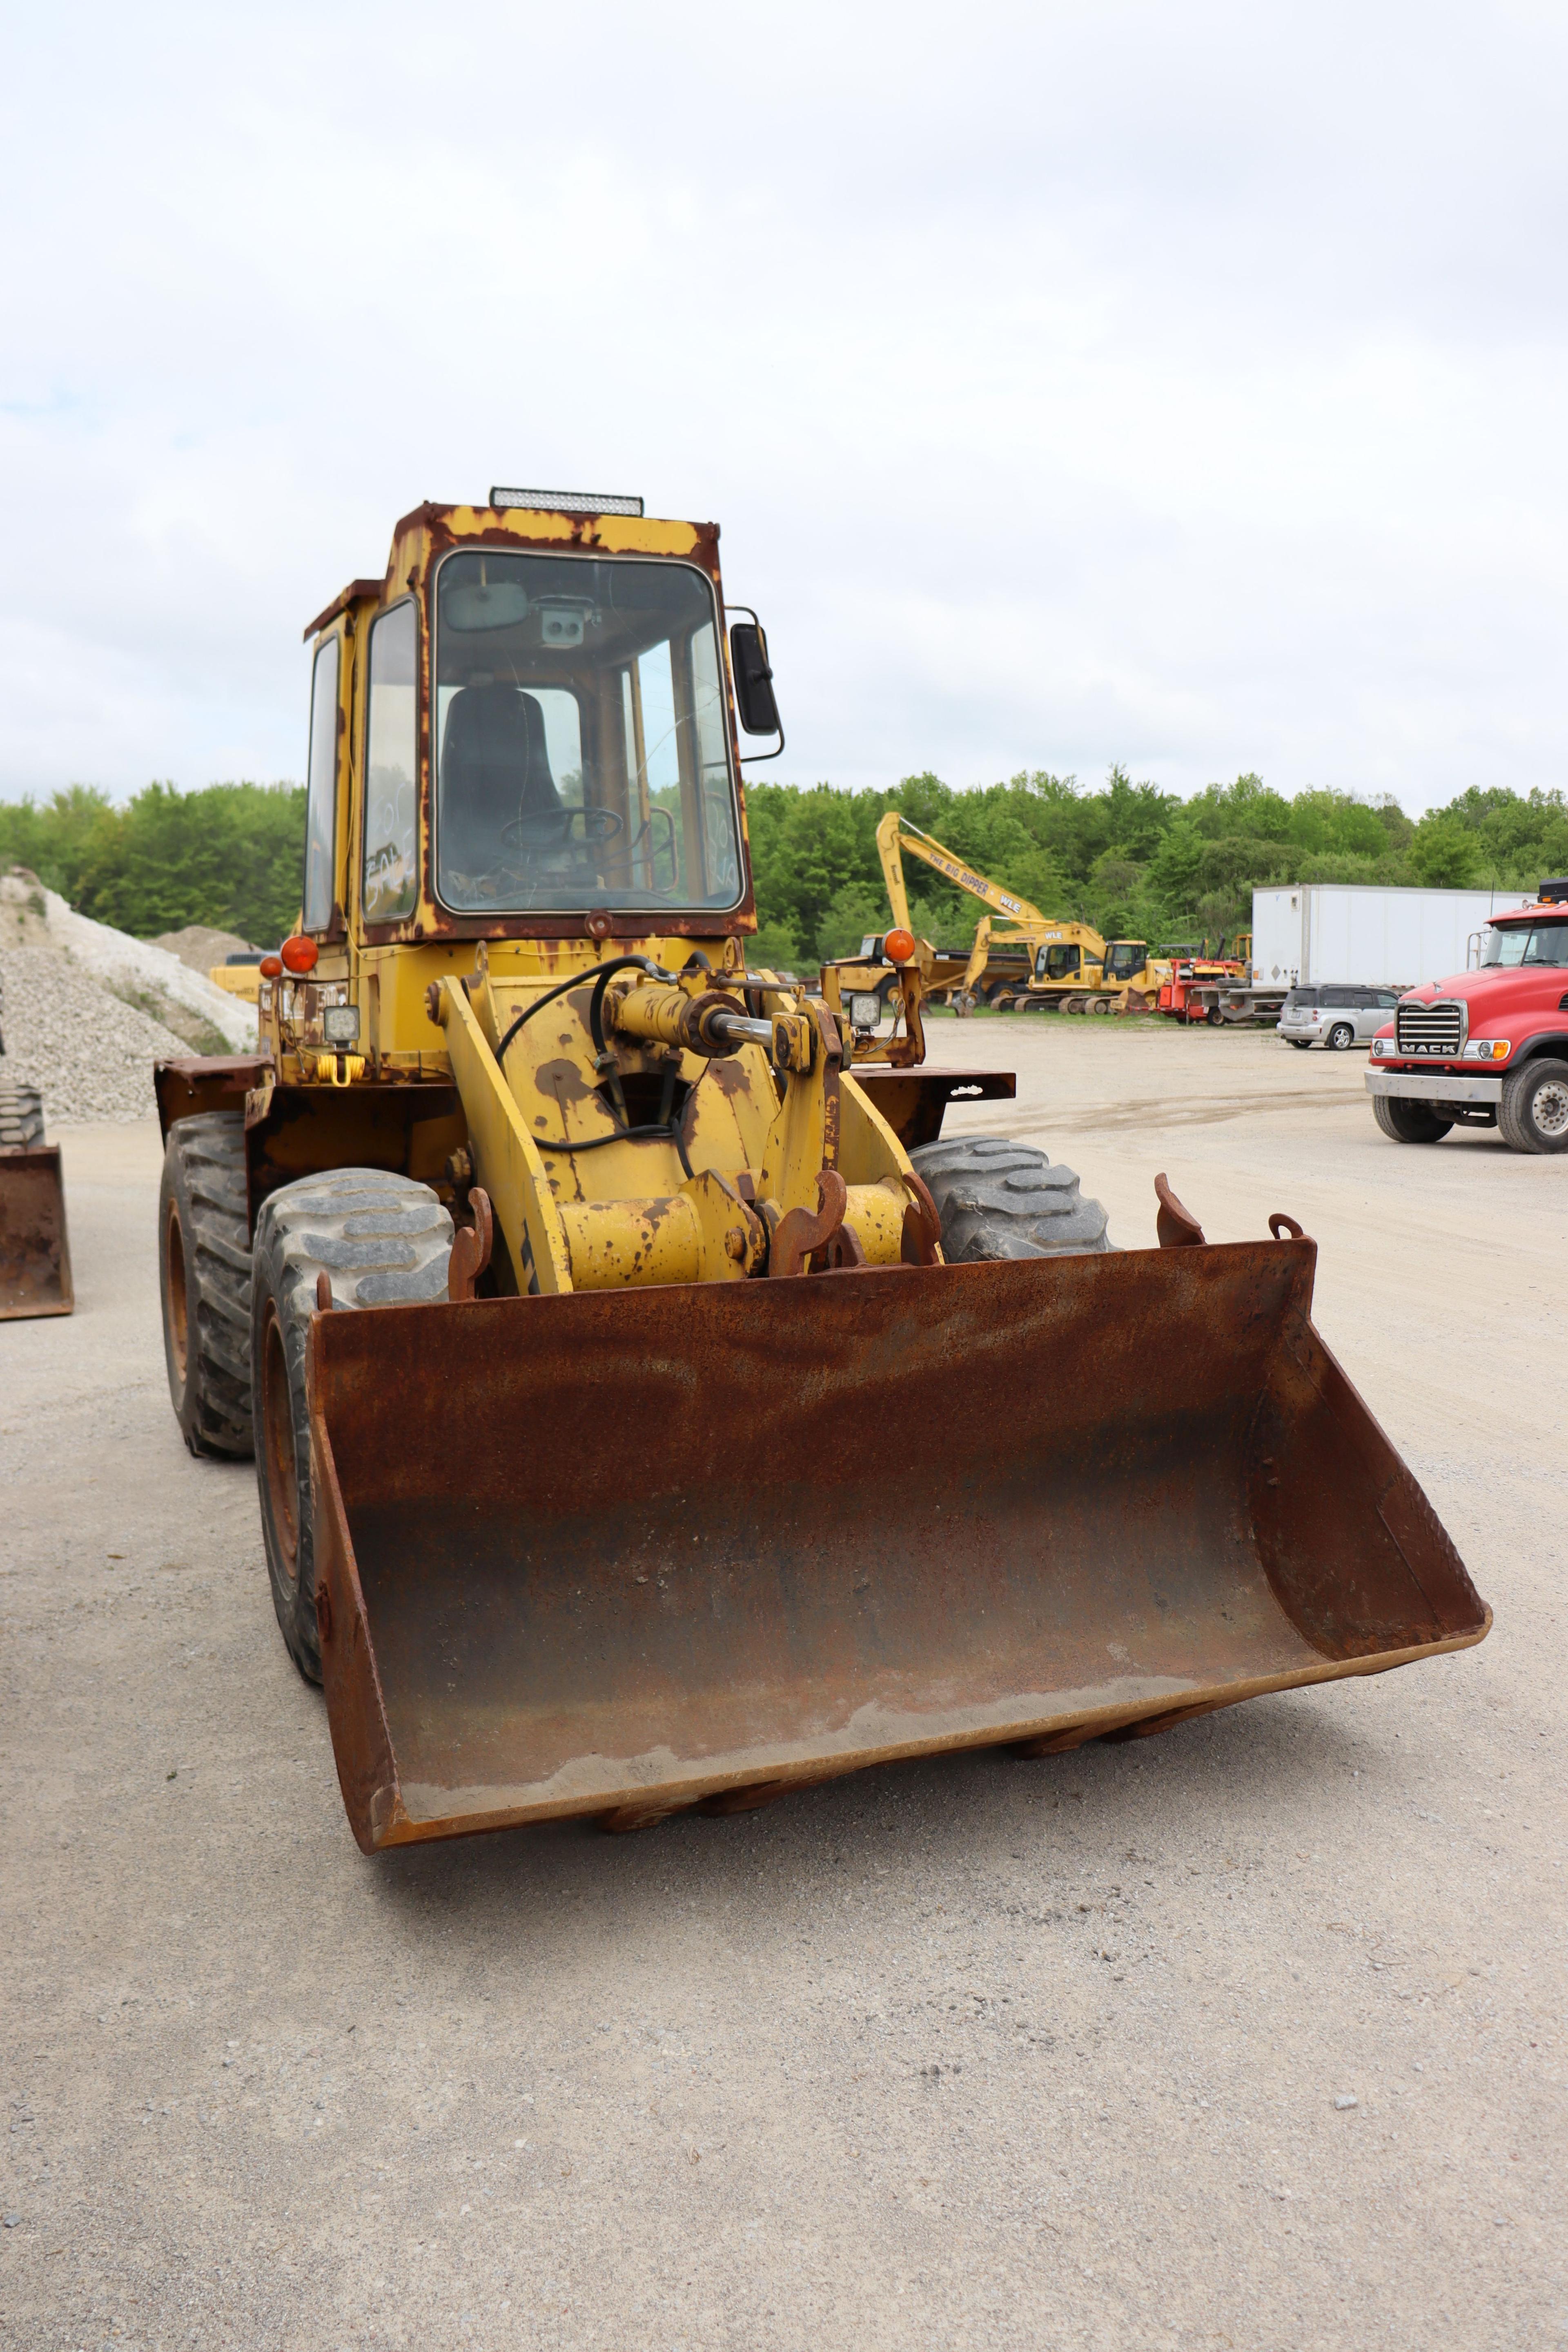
[1278,984,1403,1050]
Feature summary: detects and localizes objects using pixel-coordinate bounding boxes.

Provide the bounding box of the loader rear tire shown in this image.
[251,1168,454,1684]
[159,1112,254,1459]
[0,1077,45,1148]
[910,1135,1113,1259]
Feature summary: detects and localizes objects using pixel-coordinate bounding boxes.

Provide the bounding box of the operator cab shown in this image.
[427,549,743,916]
[1037,943,1081,980]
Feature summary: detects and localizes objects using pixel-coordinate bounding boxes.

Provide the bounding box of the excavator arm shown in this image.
[962,916,991,997]
[875,812,1049,935]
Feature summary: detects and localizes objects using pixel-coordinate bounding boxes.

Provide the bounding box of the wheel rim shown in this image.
[261,1301,300,1582]
[165,1202,189,1387]
[1532,1078,1568,1138]
[1330,1026,1352,1049]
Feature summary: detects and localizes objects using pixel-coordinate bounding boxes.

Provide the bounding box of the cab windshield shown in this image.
[1104,941,1146,980]
[432,550,744,914]
[1481,919,1568,967]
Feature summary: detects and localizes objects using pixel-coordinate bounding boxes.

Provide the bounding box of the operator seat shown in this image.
[439,684,563,874]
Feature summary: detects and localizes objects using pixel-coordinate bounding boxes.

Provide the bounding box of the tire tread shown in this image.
[910,1134,1113,1260]
[252,1168,452,1682]
[160,1112,254,1457]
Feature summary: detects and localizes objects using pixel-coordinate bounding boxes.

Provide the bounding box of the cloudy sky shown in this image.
[2,1,1564,811]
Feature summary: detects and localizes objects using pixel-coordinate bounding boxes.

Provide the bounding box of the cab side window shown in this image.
[363,603,419,924]
[302,637,340,933]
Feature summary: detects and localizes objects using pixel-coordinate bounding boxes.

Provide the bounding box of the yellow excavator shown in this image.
[876,811,1166,1012]
[151,488,1488,1852]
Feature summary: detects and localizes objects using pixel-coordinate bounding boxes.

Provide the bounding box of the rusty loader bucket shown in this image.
[307,1236,1488,1851]
[0,1145,74,1320]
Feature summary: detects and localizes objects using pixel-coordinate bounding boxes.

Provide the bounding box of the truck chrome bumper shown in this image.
[1365,1070,1503,1104]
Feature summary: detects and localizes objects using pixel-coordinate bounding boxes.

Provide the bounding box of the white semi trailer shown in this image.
[1251,884,1533,992]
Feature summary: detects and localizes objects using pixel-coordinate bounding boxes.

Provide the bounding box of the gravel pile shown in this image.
[0,870,258,1128]
[0,943,193,1124]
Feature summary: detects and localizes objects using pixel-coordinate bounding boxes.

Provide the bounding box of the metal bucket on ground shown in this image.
[0,1144,74,1320]
[306,1238,1488,1852]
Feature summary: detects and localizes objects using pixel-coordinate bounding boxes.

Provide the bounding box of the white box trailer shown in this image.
[1250,884,1534,992]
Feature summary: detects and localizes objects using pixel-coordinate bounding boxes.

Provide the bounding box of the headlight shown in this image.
[849,992,884,1031]
[1461,1038,1510,1061]
[1371,1037,1389,1056]
[322,1004,361,1046]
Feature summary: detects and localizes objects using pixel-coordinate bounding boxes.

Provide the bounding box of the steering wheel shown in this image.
[501,804,624,852]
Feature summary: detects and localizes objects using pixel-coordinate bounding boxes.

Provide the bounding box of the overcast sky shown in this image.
[3,2,1564,813]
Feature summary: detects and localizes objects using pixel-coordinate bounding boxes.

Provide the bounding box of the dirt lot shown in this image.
[2,1020,1563,2351]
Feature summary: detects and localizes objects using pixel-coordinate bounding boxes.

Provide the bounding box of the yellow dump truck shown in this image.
[152,488,1488,1852]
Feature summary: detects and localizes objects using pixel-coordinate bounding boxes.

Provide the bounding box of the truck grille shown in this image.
[1396,1000,1464,1058]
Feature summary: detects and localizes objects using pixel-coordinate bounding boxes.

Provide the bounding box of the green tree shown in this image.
[0,785,119,903]
[1409,815,1483,889]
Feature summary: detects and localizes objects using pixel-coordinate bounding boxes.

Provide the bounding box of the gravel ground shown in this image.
[1,1024,1563,2350]
[0,944,190,1123]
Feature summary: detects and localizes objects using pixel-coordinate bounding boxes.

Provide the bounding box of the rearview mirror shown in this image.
[730,621,780,737]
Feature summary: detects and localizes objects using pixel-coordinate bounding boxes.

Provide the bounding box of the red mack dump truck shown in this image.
[1365,880,1568,1153]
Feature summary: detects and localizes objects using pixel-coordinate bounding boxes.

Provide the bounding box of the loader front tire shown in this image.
[909,1135,1113,1260]
[159,1112,254,1459]
[251,1168,453,1684]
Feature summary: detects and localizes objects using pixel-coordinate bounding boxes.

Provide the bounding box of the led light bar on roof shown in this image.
[489,486,644,517]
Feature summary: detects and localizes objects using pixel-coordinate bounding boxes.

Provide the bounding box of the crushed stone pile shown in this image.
[0,871,258,1126]
[0,945,192,1123]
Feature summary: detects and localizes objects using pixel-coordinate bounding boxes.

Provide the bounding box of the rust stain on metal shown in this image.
[535,1057,595,1106]
[897,1170,942,1267]
[307,1239,1490,1853]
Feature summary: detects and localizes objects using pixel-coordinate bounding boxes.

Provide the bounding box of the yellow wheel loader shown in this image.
[153,490,1488,1852]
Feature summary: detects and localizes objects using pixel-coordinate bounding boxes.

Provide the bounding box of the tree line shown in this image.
[0,782,308,948]
[747,770,1568,966]
[2,771,1565,960]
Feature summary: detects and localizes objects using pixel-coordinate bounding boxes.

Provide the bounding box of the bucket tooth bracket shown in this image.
[1154,1172,1205,1247]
